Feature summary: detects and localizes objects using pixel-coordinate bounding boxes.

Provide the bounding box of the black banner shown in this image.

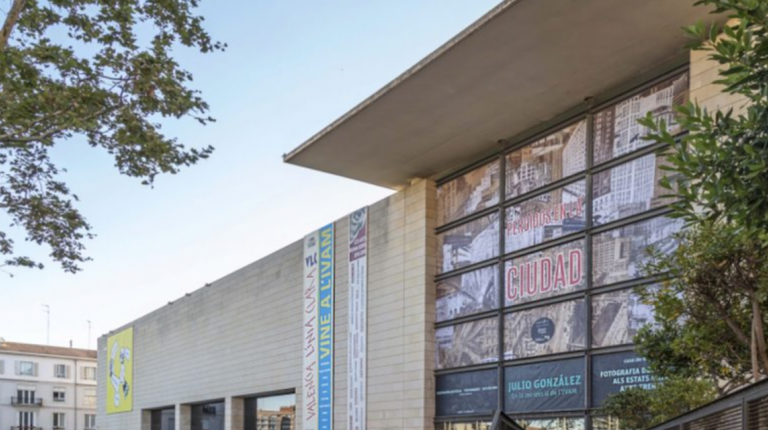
[504,358,585,413]
[436,369,498,417]
[591,351,655,407]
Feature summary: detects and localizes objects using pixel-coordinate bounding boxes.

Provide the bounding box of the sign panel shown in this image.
[436,369,498,417]
[504,300,586,360]
[347,208,367,430]
[504,358,585,413]
[318,223,335,430]
[302,231,320,430]
[591,351,655,407]
[505,120,587,200]
[505,239,586,307]
[504,180,587,254]
[437,161,500,226]
[106,327,133,414]
[437,265,498,322]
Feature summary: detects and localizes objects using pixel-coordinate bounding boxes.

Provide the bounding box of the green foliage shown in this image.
[640,0,768,240]
[0,0,223,272]
[639,223,768,387]
[602,377,718,430]
[636,0,768,387]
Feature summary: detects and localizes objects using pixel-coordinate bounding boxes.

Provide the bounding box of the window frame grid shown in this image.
[433,64,690,427]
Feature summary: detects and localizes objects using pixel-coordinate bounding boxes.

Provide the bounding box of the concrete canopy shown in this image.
[283,0,723,190]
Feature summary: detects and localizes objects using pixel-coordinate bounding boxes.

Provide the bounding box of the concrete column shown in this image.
[225,397,244,430]
[141,410,152,430]
[175,404,191,430]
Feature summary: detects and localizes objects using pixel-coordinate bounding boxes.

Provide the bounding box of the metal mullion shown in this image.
[502,232,587,261]
[502,113,588,155]
[590,206,674,236]
[590,64,690,113]
[501,290,587,314]
[497,152,506,415]
[503,174,587,208]
[502,350,586,367]
[590,141,671,174]
[435,362,500,377]
[590,344,641,356]
[585,108,595,422]
[435,153,503,187]
[435,309,499,329]
[434,259,497,282]
[436,205,501,234]
[591,277,665,297]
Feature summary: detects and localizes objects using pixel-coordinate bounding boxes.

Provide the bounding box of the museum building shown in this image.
[96,1,734,430]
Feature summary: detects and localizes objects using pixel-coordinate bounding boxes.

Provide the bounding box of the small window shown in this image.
[0,359,4,375]
[17,361,36,376]
[84,414,96,430]
[54,364,69,379]
[81,366,96,381]
[53,412,66,429]
[83,389,96,407]
[53,387,66,402]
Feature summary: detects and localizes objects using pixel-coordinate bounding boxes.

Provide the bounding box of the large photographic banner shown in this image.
[592,215,684,287]
[505,120,587,200]
[436,369,498,416]
[302,231,320,430]
[438,213,499,274]
[504,180,587,254]
[318,223,335,430]
[436,317,498,369]
[347,208,367,430]
[106,327,133,414]
[593,72,689,165]
[592,287,657,348]
[504,358,585,413]
[436,265,498,322]
[504,300,586,360]
[437,161,500,225]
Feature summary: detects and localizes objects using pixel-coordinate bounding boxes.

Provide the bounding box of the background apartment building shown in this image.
[0,340,97,430]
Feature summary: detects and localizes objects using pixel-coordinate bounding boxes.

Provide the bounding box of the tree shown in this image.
[638,0,768,383]
[601,377,718,430]
[639,224,768,387]
[0,0,223,273]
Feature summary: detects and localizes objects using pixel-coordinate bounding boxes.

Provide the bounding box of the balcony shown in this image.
[11,427,42,430]
[10,397,42,407]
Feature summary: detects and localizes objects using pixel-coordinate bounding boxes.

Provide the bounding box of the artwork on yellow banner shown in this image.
[106,327,133,414]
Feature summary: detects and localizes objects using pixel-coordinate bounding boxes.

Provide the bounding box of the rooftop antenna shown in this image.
[87,320,92,349]
[42,304,50,345]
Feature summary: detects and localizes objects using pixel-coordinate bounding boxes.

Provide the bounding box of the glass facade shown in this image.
[191,402,225,430]
[151,409,175,430]
[244,393,296,430]
[434,70,688,428]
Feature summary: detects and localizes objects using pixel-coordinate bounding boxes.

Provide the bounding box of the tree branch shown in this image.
[0,0,26,51]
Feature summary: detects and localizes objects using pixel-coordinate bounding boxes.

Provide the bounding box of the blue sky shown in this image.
[1,0,501,349]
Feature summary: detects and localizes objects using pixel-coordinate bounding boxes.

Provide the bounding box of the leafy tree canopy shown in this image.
[0,0,223,273]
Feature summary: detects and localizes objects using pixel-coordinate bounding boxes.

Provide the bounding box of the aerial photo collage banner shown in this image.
[434,71,690,418]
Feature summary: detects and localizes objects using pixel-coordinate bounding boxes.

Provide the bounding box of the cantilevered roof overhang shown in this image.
[284,0,723,189]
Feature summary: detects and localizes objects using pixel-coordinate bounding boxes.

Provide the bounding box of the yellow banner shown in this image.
[106,327,133,414]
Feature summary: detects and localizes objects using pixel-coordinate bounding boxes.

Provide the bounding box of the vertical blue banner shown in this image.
[318,223,335,430]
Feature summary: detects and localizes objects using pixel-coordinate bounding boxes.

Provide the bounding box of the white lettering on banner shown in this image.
[303,231,320,430]
[347,208,368,430]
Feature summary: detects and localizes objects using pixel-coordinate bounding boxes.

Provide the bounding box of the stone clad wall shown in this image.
[96,179,436,430]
